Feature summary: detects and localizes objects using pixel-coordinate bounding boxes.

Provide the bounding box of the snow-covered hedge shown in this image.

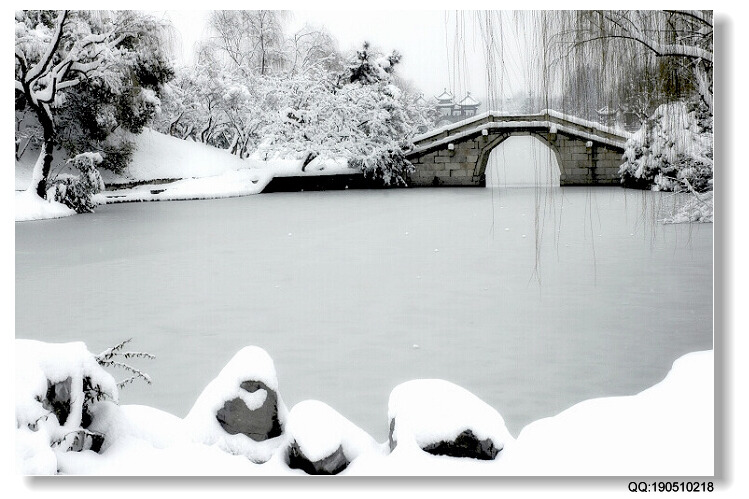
[15,341,713,476]
[620,100,713,193]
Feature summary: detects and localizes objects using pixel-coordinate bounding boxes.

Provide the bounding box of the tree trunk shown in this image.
[29,106,55,199]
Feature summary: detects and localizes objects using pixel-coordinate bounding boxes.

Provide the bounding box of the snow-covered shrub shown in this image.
[352,149,414,187]
[661,190,714,224]
[620,100,713,192]
[16,340,120,475]
[49,152,105,214]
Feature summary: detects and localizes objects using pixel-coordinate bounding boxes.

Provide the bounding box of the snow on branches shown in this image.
[156,41,434,186]
[15,10,173,197]
[96,338,156,390]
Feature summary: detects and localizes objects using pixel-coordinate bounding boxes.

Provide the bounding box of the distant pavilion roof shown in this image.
[456,92,480,108]
[435,88,454,103]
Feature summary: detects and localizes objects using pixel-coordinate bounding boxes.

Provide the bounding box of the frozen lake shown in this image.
[15,185,712,442]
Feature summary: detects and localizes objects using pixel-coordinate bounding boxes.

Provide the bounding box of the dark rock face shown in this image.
[43,377,72,425]
[215,380,282,441]
[39,376,107,454]
[388,418,397,452]
[66,430,105,453]
[389,417,501,460]
[287,441,349,475]
[422,429,501,460]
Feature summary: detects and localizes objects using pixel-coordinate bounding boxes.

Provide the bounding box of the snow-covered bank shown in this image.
[16,340,713,476]
[15,128,358,220]
[14,189,75,222]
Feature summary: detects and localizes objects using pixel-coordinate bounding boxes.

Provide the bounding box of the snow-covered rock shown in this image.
[183,346,288,463]
[284,400,381,475]
[387,379,513,460]
[15,340,714,477]
[15,340,119,475]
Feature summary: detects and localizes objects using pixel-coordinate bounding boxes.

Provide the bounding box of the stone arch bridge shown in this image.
[406,110,631,186]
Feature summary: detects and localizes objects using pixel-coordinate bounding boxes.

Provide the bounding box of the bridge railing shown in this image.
[412,110,631,149]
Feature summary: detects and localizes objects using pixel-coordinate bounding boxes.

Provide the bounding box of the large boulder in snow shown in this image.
[216,379,282,441]
[387,379,512,460]
[184,346,288,463]
[284,400,379,475]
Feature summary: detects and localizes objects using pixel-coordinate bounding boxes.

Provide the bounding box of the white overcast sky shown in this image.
[152,9,534,103]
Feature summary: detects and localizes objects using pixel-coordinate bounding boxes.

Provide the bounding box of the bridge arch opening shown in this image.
[484,135,561,187]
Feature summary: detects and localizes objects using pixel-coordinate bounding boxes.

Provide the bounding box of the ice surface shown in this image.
[16,187,713,442]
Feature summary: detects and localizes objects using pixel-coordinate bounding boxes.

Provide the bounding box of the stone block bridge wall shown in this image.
[406,113,629,187]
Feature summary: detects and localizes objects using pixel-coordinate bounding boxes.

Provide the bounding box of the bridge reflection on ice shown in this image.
[485,136,561,187]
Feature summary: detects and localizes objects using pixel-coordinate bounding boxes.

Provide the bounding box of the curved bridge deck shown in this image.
[407,110,632,186]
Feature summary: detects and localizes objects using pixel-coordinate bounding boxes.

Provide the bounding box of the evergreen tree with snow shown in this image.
[339,42,415,186]
[15,10,174,200]
[346,41,401,86]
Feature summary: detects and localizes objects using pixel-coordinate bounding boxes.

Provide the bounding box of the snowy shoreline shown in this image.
[15,128,360,222]
[16,339,713,476]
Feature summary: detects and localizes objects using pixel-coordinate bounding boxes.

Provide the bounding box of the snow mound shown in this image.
[15,189,75,222]
[14,340,714,477]
[388,379,513,455]
[56,404,269,476]
[509,350,714,476]
[285,400,380,464]
[107,128,251,185]
[104,169,274,203]
[183,346,288,463]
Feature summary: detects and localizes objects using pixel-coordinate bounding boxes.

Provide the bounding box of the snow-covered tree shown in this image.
[15,10,173,199]
[158,30,433,186]
[577,10,713,115]
[285,25,344,76]
[256,44,432,186]
[620,100,713,193]
[345,41,401,86]
[203,10,290,76]
[340,43,417,185]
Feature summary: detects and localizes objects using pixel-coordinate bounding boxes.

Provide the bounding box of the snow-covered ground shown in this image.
[16,340,712,476]
[14,188,76,222]
[15,129,357,221]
